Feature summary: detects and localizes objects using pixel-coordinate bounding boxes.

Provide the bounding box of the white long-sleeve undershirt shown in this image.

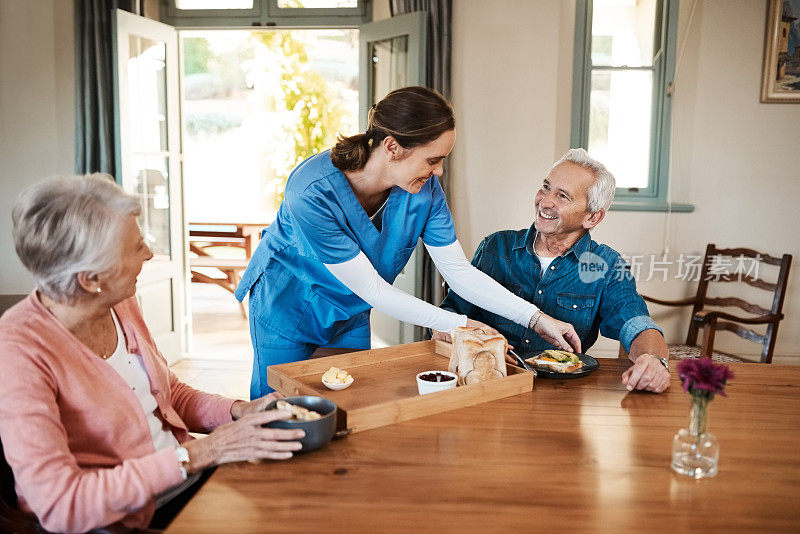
[426,240,539,326]
[325,251,468,332]
[324,240,538,333]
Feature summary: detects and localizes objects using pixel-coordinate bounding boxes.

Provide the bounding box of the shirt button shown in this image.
[550,266,555,270]
[538,290,543,295]
[525,339,530,343]
[573,304,578,309]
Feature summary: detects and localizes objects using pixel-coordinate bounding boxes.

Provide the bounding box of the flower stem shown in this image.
[690,393,709,453]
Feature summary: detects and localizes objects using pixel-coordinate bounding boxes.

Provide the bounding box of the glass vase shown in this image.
[671,394,719,478]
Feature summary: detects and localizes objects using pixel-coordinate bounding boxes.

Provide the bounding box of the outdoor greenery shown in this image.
[183,31,350,206]
[251,31,347,202]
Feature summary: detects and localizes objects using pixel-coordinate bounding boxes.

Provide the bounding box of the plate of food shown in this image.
[522,349,599,379]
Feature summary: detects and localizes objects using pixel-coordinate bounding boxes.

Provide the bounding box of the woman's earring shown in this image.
[96,287,102,294]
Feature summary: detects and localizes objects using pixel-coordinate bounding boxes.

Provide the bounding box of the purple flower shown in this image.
[676,357,734,398]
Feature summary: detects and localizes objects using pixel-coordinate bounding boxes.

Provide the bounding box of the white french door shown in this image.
[111,9,426,358]
[115,10,187,364]
[359,12,428,346]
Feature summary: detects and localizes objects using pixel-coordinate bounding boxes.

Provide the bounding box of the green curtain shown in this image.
[74,0,137,178]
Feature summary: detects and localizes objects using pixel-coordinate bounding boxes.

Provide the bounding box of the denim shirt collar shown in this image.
[515,222,592,259]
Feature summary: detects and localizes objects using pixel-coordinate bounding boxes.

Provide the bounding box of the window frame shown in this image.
[570,0,692,212]
[161,0,371,28]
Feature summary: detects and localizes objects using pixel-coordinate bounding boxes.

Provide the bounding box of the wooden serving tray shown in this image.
[267,340,534,434]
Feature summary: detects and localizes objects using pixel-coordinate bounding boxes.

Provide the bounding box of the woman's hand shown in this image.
[532,313,582,354]
[230,392,283,420]
[183,409,304,474]
[431,329,451,343]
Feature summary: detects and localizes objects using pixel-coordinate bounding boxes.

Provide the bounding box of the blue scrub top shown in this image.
[235,150,457,346]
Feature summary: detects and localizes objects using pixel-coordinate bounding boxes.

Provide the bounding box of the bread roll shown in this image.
[449,327,507,386]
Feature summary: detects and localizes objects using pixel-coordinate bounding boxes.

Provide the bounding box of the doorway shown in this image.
[115,9,428,369]
[181,29,360,361]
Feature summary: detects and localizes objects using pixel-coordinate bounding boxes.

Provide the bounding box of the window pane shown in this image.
[370,36,408,103]
[176,0,254,8]
[591,0,657,67]
[277,0,358,7]
[588,69,652,189]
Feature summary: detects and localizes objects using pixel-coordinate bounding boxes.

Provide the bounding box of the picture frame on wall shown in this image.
[761,0,800,103]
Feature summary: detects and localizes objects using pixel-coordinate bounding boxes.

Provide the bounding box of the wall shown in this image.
[450,0,800,362]
[4,1,800,362]
[0,0,75,293]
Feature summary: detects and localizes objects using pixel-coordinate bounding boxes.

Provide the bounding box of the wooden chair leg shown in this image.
[687,317,701,346]
[699,318,717,358]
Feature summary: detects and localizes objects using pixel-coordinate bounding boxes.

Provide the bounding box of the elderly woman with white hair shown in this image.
[0,174,305,533]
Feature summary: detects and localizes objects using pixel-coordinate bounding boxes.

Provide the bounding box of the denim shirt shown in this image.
[440,224,662,354]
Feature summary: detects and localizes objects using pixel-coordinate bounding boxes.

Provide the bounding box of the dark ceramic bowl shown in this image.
[265,396,337,453]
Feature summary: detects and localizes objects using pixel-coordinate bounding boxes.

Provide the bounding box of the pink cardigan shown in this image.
[0,292,236,532]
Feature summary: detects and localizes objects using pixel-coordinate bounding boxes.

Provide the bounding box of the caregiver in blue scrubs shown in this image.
[236,86,581,398]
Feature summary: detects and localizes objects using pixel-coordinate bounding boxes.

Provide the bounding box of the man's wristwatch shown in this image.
[175,446,190,480]
[649,355,670,373]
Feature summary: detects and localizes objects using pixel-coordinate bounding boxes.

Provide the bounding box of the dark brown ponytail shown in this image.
[330,86,455,172]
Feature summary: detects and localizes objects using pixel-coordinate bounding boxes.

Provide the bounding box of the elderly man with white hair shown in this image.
[436,148,671,393]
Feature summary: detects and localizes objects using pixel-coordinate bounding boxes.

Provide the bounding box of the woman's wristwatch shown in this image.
[175,447,190,480]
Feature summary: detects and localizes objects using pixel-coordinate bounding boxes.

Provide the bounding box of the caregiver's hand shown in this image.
[183,408,304,475]
[532,313,582,354]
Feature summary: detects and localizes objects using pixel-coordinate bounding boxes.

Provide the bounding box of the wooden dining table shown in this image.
[167,358,800,532]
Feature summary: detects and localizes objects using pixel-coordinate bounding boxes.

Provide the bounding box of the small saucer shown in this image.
[322,377,354,391]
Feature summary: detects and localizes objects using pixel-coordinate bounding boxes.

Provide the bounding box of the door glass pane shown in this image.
[591,0,657,67]
[132,155,172,258]
[127,36,171,258]
[278,0,357,7]
[176,0,253,8]
[127,36,168,152]
[588,69,652,189]
[369,35,408,104]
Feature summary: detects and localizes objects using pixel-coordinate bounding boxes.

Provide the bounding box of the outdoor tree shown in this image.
[249,31,348,204]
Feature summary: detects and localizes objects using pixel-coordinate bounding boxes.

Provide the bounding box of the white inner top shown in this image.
[369,197,389,232]
[106,310,180,453]
[537,254,556,276]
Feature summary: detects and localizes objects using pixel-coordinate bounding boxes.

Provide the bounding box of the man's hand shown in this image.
[532,313,582,354]
[621,354,670,393]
